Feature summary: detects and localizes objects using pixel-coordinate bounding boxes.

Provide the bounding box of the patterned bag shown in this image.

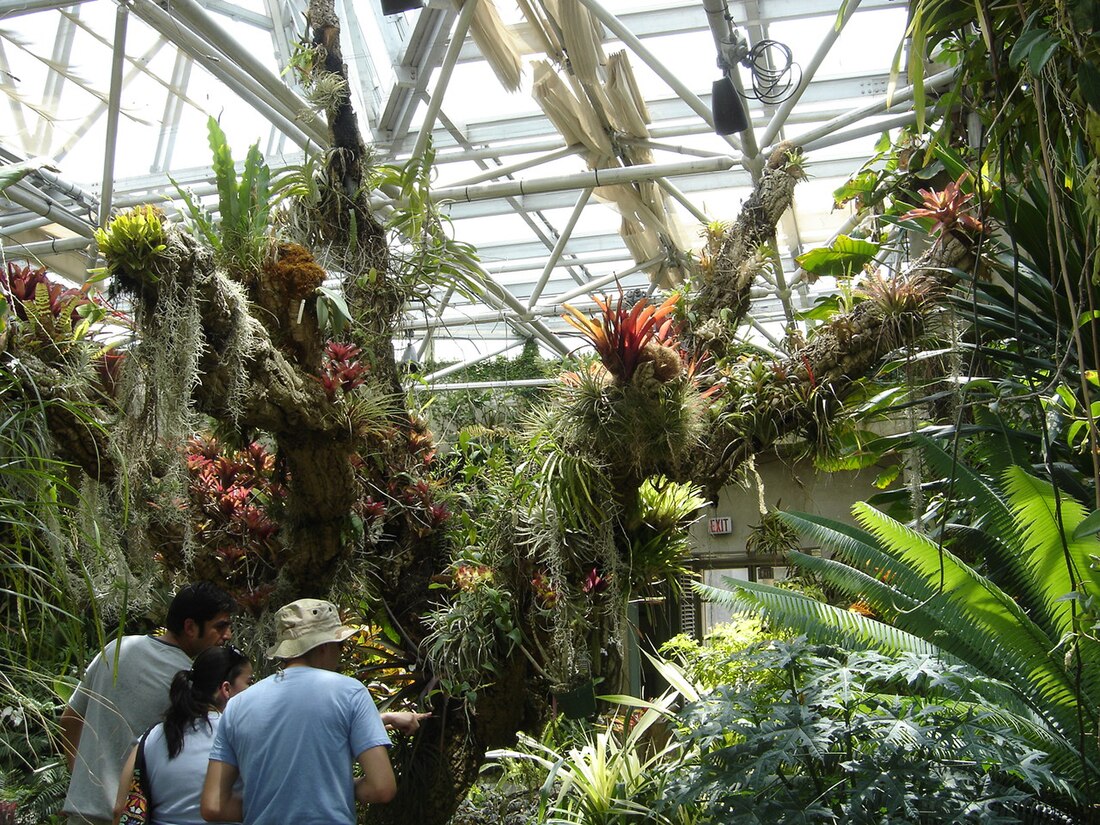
[118,728,154,825]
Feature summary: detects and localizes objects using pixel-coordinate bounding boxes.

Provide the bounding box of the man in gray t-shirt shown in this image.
[61,583,235,825]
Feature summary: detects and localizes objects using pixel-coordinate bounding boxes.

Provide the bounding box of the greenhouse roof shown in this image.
[0,0,922,378]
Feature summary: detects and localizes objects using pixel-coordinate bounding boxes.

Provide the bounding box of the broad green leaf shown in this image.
[0,156,52,193]
[796,235,880,278]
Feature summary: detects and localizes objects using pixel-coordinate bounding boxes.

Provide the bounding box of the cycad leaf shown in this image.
[695,578,941,656]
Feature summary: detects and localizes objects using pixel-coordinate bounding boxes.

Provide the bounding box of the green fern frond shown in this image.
[695,578,942,657]
[779,511,940,604]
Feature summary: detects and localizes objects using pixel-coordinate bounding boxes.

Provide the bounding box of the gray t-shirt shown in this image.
[63,635,191,822]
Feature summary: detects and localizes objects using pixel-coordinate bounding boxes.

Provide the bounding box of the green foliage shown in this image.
[661,638,1061,823]
[494,698,691,825]
[172,117,308,277]
[94,205,168,285]
[628,476,706,592]
[794,234,881,278]
[423,558,524,704]
[699,437,1100,803]
[0,363,114,816]
[659,617,775,690]
[367,141,483,300]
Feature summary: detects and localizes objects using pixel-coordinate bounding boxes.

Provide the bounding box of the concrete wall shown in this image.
[687,456,885,631]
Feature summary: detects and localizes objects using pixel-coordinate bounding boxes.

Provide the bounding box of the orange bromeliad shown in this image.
[562,292,680,382]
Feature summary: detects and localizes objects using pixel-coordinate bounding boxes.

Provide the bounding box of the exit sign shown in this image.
[709,516,732,535]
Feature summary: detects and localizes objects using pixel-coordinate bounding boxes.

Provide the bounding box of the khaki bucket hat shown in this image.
[266,599,360,659]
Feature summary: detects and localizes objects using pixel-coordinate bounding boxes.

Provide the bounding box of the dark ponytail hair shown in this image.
[163,645,250,759]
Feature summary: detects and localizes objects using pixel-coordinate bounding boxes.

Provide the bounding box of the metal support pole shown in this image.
[798,108,936,153]
[153,0,327,145]
[552,255,665,306]
[425,155,736,205]
[527,188,592,308]
[128,0,322,151]
[4,184,95,237]
[452,145,577,188]
[416,284,455,361]
[759,0,863,148]
[410,0,480,160]
[3,235,94,257]
[655,177,709,225]
[777,67,958,153]
[478,268,570,355]
[422,339,524,382]
[100,2,128,227]
[575,0,740,152]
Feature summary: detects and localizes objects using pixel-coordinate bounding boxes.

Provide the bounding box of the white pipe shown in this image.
[655,177,709,225]
[421,339,524,382]
[100,3,128,227]
[4,236,94,256]
[427,155,735,205]
[552,255,664,305]
[128,0,321,151]
[799,108,936,153]
[411,0,480,160]
[759,0,863,148]
[527,188,592,309]
[154,0,326,145]
[416,378,556,392]
[451,145,577,188]
[778,67,958,153]
[4,184,95,238]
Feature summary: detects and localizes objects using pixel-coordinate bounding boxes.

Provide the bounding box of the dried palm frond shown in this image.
[554,0,606,85]
[531,60,614,160]
[462,0,523,92]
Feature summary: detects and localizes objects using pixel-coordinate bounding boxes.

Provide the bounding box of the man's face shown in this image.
[182,611,233,657]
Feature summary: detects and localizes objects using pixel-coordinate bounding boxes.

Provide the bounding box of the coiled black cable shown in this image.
[740,39,801,104]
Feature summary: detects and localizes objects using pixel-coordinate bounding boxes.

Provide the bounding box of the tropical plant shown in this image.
[0,361,114,820]
[493,692,693,825]
[659,617,775,690]
[172,117,308,278]
[562,292,680,384]
[660,638,1062,824]
[698,437,1100,809]
[627,476,706,593]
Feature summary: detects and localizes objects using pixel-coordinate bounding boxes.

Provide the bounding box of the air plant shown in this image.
[562,292,680,383]
[900,172,985,237]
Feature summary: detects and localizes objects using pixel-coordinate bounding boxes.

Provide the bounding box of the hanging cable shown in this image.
[740,39,801,105]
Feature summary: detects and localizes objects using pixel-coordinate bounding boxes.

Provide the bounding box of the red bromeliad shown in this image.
[900,173,984,237]
[562,292,680,381]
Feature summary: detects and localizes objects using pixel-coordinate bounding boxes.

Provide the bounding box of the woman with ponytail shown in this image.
[114,646,252,825]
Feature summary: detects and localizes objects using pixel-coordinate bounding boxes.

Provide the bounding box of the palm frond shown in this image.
[695,578,942,656]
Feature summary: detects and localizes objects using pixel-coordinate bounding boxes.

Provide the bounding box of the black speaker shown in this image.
[381,0,422,14]
[712,76,749,135]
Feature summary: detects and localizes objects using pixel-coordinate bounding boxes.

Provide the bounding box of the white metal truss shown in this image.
[0,0,926,375]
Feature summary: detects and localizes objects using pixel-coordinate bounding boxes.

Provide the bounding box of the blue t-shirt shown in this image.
[209,667,390,825]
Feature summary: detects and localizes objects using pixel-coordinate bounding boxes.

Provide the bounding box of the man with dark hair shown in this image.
[202,599,428,825]
[61,582,236,825]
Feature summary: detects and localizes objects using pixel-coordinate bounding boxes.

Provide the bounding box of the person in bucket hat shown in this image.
[201,599,428,825]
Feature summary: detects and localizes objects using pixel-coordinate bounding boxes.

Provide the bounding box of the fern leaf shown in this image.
[694,578,942,657]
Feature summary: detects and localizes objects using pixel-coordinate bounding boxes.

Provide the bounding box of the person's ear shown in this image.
[182,617,199,640]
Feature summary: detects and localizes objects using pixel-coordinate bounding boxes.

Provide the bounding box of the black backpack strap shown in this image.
[134,726,155,811]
